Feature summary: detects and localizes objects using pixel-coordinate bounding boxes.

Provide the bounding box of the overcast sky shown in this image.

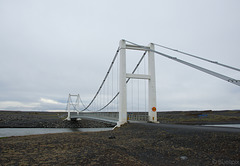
[0,0,239,112]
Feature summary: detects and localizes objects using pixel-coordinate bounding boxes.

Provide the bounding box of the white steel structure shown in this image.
[117,39,157,126]
[66,94,80,121]
[64,39,239,124]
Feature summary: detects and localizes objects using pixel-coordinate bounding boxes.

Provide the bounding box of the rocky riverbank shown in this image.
[0,123,240,165]
[0,111,115,128]
[1,110,240,128]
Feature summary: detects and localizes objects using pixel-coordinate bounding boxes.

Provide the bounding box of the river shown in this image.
[204,124,240,128]
[0,128,113,138]
[1,124,240,138]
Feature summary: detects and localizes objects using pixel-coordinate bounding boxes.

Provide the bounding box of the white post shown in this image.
[67,94,71,120]
[148,43,157,122]
[117,39,127,126]
[77,94,80,115]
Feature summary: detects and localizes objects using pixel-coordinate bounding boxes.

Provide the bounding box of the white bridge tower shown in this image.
[117,39,157,126]
[66,94,80,121]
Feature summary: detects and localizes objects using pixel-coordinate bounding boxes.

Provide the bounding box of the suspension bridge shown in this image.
[65,39,240,127]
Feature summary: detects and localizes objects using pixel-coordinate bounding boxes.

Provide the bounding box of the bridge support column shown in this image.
[66,94,80,121]
[148,43,157,122]
[66,94,71,121]
[117,39,127,126]
[117,40,158,126]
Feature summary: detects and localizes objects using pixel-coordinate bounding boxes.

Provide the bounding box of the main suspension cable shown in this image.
[78,94,90,111]
[125,40,240,86]
[85,50,148,112]
[95,51,148,112]
[81,47,120,111]
[154,43,240,72]
[151,49,240,86]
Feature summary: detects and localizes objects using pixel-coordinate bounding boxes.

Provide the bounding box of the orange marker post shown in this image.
[152,107,156,112]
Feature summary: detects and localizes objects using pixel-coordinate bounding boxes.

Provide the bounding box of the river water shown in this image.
[1,124,240,138]
[204,124,240,128]
[0,128,113,138]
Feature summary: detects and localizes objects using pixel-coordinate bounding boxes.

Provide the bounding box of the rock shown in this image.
[180,156,188,160]
[109,136,116,139]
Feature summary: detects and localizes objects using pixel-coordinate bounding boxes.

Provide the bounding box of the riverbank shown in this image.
[0,123,240,165]
[1,110,240,128]
[0,111,115,128]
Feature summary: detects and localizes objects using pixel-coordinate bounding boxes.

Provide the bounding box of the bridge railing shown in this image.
[77,112,148,122]
[127,112,148,122]
[127,114,148,121]
[79,112,119,121]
